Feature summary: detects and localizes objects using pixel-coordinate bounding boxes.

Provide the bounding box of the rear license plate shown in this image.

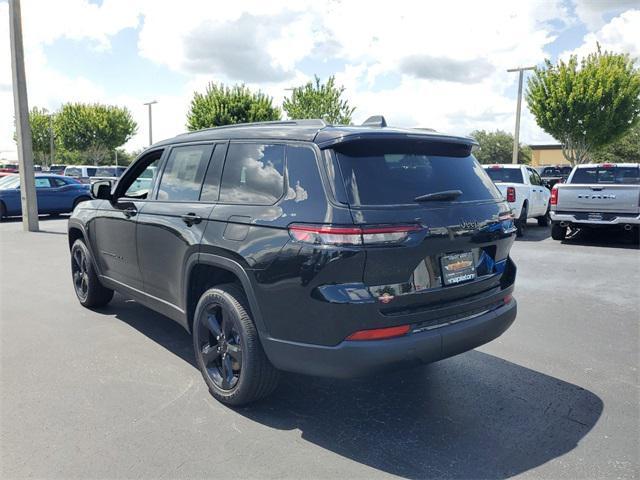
[441,251,477,286]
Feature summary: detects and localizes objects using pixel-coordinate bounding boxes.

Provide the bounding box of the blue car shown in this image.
[0,174,91,219]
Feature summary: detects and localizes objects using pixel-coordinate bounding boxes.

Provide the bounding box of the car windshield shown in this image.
[0,175,20,189]
[542,167,572,176]
[484,167,524,183]
[95,167,117,177]
[571,166,640,184]
[333,140,502,206]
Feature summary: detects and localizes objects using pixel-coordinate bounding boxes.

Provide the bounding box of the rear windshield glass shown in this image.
[541,166,572,176]
[484,167,524,183]
[333,141,501,206]
[571,166,640,184]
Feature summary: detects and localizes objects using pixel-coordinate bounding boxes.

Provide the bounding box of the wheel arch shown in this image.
[68,224,86,250]
[184,253,267,336]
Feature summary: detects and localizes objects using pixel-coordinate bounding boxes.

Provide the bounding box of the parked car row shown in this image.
[0,174,91,219]
[483,163,640,241]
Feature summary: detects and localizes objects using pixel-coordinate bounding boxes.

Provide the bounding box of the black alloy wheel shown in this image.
[197,303,243,391]
[70,239,114,308]
[193,284,279,406]
[71,245,90,302]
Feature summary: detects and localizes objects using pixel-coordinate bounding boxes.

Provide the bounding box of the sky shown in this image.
[1,0,639,160]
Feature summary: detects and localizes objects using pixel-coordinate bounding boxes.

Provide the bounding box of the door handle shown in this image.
[123,207,137,218]
[181,213,202,226]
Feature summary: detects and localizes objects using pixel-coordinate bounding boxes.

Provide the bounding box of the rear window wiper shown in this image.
[414,190,463,202]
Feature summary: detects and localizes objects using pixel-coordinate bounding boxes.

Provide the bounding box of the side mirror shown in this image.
[91,180,112,200]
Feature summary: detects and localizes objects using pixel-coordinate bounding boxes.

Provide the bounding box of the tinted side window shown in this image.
[528,169,540,185]
[220,143,285,205]
[51,177,66,187]
[200,144,227,202]
[156,145,212,201]
[35,178,51,188]
[282,145,326,216]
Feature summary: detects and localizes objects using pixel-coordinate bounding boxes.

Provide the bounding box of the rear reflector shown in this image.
[346,324,411,341]
[503,293,513,304]
[289,224,421,246]
[550,186,559,205]
[506,186,516,203]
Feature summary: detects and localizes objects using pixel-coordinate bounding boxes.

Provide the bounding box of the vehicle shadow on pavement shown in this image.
[107,295,603,480]
[561,228,639,250]
[514,222,550,242]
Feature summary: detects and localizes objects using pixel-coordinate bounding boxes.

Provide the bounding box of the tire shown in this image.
[537,206,551,227]
[516,204,528,237]
[73,196,91,210]
[551,223,567,241]
[193,283,279,406]
[70,239,114,308]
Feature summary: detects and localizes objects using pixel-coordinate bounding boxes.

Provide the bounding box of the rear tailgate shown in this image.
[332,139,516,313]
[556,184,640,214]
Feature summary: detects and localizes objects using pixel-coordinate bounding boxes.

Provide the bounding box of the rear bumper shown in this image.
[261,299,517,378]
[551,211,640,225]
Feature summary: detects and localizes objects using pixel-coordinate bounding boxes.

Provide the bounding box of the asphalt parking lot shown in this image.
[1,217,638,479]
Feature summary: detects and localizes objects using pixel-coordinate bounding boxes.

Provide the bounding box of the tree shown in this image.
[55,103,137,165]
[27,107,55,165]
[526,46,640,165]
[186,83,280,130]
[590,122,640,163]
[283,75,355,125]
[470,129,531,164]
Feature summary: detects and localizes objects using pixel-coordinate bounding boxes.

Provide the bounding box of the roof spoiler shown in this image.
[361,115,387,128]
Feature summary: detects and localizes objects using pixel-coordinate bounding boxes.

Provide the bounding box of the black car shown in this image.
[538,165,573,188]
[68,118,518,405]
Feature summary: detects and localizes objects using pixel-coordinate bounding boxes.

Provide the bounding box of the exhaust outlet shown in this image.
[560,222,568,227]
[624,224,632,231]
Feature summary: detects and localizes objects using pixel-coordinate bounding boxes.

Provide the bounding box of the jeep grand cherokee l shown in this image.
[68,118,518,406]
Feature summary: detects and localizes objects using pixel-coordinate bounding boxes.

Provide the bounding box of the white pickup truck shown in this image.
[483,164,551,237]
[550,163,640,240]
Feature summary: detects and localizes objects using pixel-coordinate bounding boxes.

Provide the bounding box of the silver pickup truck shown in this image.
[550,163,640,240]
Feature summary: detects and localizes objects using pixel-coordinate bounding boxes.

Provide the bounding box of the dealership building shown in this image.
[529,144,568,167]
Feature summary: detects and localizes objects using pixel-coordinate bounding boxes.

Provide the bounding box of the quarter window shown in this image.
[156,145,212,201]
[220,143,285,205]
[35,178,51,188]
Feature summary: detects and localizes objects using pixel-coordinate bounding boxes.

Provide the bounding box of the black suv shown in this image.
[68,119,518,405]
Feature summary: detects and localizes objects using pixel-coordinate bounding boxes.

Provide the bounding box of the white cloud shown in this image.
[572,0,639,30]
[563,9,640,60]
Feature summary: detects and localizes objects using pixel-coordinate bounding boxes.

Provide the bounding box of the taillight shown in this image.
[346,324,411,341]
[602,163,614,169]
[550,186,558,205]
[506,186,516,203]
[288,224,421,246]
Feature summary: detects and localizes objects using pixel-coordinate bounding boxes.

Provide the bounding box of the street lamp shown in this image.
[143,100,158,146]
[507,66,535,164]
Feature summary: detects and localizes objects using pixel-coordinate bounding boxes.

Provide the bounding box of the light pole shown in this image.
[9,0,38,231]
[143,100,158,146]
[507,66,535,164]
[49,112,54,166]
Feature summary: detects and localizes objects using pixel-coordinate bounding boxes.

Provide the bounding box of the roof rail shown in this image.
[361,115,387,128]
[185,119,328,135]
